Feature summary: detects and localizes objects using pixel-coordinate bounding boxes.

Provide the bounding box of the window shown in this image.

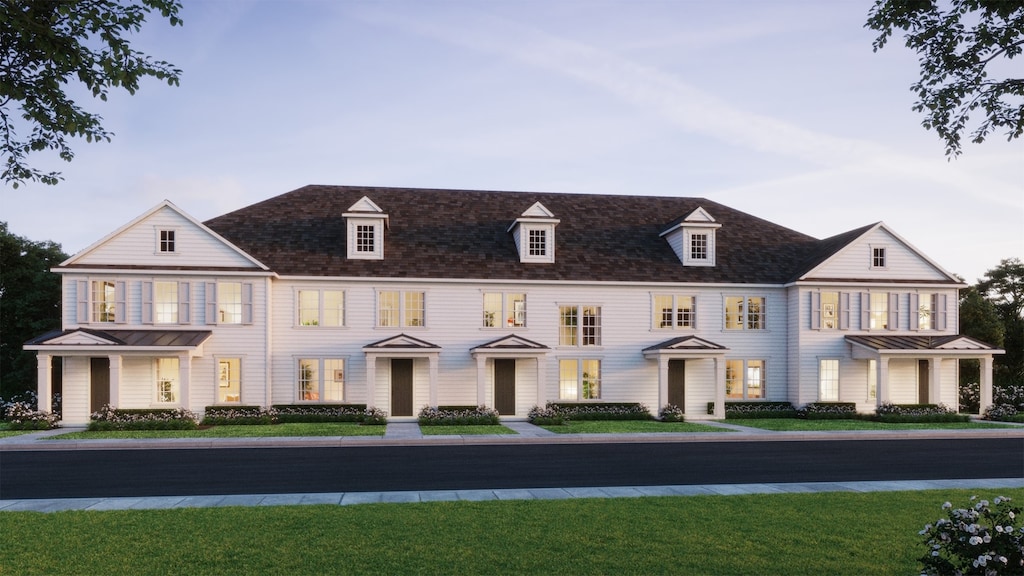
[355,224,375,253]
[156,357,179,403]
[218,282,243,324]
[820,291,838,329]
[559,359,601,400]
[483,292,526,328]
[653,295,695,329]
[869,292,888,330]
[91,280,117,323]
[872,246,886,268]
[690,233,708,261]
[726,359,765,400]
[725,296,765,330]
[298,358,344,402]
[916,293,934,330]
[155,281,178,324]
[159,229,175,253]
[867,359,877,401]
[560,305,600,346]
[377,291,425,327]
[819,359,840,402]
[528,229,547,257]
[218,358,241,403]
[298,290,345,327]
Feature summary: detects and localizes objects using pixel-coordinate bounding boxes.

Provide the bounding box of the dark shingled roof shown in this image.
[205,185,827,284]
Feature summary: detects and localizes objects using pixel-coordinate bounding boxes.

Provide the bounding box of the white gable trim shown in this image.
[799,222,959,282]
[684,206,716,223]
[521,201,554,218]
[346,196,384,213]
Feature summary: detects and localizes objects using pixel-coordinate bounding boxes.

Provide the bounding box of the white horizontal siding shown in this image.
[809,228,949,281]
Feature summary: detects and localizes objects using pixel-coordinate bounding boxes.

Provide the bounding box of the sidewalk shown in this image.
[2,421,1022,513]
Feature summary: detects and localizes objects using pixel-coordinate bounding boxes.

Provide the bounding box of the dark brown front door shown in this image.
[668,359,685,409]
[494,359,516,415]
[391,359,414,417]
[918,359,930,403]
[90,357,110,412]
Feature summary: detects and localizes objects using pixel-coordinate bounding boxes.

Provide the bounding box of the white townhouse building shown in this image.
[26,185,1002,425]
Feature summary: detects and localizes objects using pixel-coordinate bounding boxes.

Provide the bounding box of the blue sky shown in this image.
[3,0,1021,284]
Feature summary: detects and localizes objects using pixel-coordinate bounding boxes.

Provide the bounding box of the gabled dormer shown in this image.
[660,206,721,267]
[344,196,388,260]
[507,201,559,264]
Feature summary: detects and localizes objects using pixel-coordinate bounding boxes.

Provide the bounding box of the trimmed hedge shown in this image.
[544,402,654,421]
[88,406,199,431]
[272,404,368,423]
[418,405,499,426]
[874,402,969,423]
[201,405,273,426]
[724,401,798,419]
[801,402,858,420]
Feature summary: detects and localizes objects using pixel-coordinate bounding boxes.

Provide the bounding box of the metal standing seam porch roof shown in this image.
[844,334,1004,355]
[25,329,213,350]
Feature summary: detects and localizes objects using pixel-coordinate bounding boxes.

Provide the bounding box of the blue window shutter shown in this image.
[206,282,217,325]
[142,281,153,324]
[860,293,870,329]
[810,292,821,330]
[77,280,89,324]
[115,281,127,324]
[909,293,919,331]
[839,292,850,330]
[936,293,948,331]
[242,283,254,325]
[887,292,899,331]
[179,282,191,325]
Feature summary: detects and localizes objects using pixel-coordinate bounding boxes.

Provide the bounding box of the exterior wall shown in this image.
[810,228,948,281]
[60,357,90,425]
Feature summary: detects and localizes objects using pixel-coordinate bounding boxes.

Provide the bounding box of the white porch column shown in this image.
[979,356,994,413]
[178,353,191,410]
[475,356,487,407]
[536,356,547,406]
[366,355,377,408]
[877,356,890,405]
[714,357,726,419]
[109,355,122,408]
[428,355,439,408]
[36,354,52,413]
[928,358,941,405]
[657,357,669,412]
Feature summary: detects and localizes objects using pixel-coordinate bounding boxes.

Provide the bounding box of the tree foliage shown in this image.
[0,0,183,188]
[0,223,67,399]
[977,258,1024,384]
[866,0,1024,156]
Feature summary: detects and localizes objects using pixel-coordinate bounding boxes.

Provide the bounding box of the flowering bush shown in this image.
[982,383,1024,422]
[919,496,1024,575]
[418,405,499,426]
[362,406,388,426]
[3,401,61,430]
[983,404,1024,423]
[800,402,858,420]
[201,405,275,426]
[528,405,566,425]
[543,402,653,421]
[875,403,967,423]
[659,404,684,422]
[724,402,797,419]
[88,405,199,430]
[961,381,981,414]
[272,404,368,423]
[1,390,61,420]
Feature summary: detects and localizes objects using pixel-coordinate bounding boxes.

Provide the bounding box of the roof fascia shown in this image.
[796,222,880,281]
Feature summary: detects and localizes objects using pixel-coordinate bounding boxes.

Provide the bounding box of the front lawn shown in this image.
[2,489,1020,575]
[727,418,1018,431]
[540,420,730,434]
[419,425,516,435]
[0,422,35,438]
[49,422,386,440]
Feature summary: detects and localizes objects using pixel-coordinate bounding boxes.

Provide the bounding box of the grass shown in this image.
[540,420,730,434]
[2,488,1020,575]
[48,422,386,440]
[419,425,516,435]
[727,418,1020,431]
[0,422,37,437]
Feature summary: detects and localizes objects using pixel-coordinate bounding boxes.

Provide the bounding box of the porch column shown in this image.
[178,353,191,410]
[876,356,890,405]
[536,356,547,406]
[928,358,941,405]
[714,357,726,419]
[365,356,377,409]
[428,355,439,408]
[657,357,669,412]
[475,355,487,407]
[109,355,122,408]
[979,356,994,413]
[36,354,52,413]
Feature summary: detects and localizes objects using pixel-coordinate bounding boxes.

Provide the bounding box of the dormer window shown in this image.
[661,206,720,267]
[158,229,176,253]
[508,202,559,264]
[345,196,387,260]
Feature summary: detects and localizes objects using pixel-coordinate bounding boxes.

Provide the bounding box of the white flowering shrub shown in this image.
[418,405,499,426]
[362,407,387,425]
[659,404,684,422]
[876,403,967,423]
[961,382,981,414]
[724,401,797,419]
[800,402,858,420]
[528,405,565,425]
[201,406,276,426]
[272,404,367,423]
[919,496,1024,575]
[3,401,61,430]
[982,383,1024,422]
[544,402,654,421]
[88,405,199,430]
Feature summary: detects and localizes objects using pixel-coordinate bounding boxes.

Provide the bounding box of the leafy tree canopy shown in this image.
[866,0,1024,156]
[0,0,183,188]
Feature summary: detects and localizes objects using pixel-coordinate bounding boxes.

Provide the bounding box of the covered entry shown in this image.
[470,335,550,417]
[363,334,441,420]
[643,335,729,420]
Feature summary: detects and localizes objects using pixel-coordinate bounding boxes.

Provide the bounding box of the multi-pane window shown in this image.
[819,359,840,402]
[820,291,838,329]
[654,295,695,329]
[559,305,601,346]
[159,230,175,253]
[482,292,526,328]
[559,359,601,400]
[154,281,178,324]
[869,292,888,330]
[218,282,243,324]
[298,358,345,402]
[867,359,877,401]
[872,247,886,268]
[298,290,344,327]
[356,224,375,253]
[156,357,179,403]
[917,294,934,330]
[726,359,765,400]
[377,291,425,327]
[725,296,765,330]
[690,233,708,261]
[91,280,117,323]
[217,358,241,403]
[528,229,547,256]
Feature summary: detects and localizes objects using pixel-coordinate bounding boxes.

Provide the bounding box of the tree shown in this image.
[977,257,1024,384]
[0,223,67,399]
[866,0,1024,156]
[0,0,183,188]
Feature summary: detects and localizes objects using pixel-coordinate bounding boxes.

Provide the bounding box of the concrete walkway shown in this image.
[2,421,1022,513]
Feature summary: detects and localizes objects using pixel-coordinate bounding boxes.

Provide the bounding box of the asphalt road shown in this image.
[2,438,1021,500]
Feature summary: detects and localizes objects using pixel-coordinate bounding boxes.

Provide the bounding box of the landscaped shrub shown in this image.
[3,400,60,430]
[88,405,198,431]
[201,405,274,426]
[418,405,499,426]
[361,407,388,425]
[960,381,981,414]
[800,402,858,420]
[527,405,565,425]
[875,403,968,423]
[0,390,62,420]
[272,404,368,423]
[918,495,1023,575]
[983,404,1024,423]
[659,404,684,422]
[544,402,654,421]
[724,402,797,419]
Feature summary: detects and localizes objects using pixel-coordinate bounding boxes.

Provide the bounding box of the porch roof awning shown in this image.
[24,328,213,352]
[642,335,729,358]
[471,334,549,353]
[845,334,1004,358]
[363,333,441,351]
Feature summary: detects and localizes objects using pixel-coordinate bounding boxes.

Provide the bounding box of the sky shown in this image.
[2,0,1021,285]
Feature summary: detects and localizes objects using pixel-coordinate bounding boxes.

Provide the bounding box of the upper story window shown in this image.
[871,246,887,269]
[378,290,425,327]
[528,229,547,257]
[91,280,118,323]
[298,289,345,327]
[690,233,708,261]
[811,291,850,330]
[483,292,526,328]
[345,196,387,260]
[77,279,125,325]
[867,292,890,330]
[155,281,179,324]
[509,202,559,264]
[911,292,946,331]
[726,359,765,400]
[355,225,376,254]
[725,296,765,330]
[158,229,176,253]
[661,207,720,267]
[559,305,601,346]
[820,291,838,329]
[206,281,253,325]
[653,294,695,329]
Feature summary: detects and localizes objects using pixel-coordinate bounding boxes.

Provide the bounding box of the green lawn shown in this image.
[726,418,1019,431]
[48,422,386,440]
[541,420,730,434]
[419,425,516,435]
[0,422,35,438]
[2,489,1020,575]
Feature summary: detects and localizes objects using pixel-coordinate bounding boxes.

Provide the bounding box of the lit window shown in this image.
[159,230,175,253]
[298,359,319,401]
[726,359,766,400]
[560,305,600,346]
[377,291,425,327]
[820,292,838,330]
[654,295,695,329]
[917,294,934,330]
[298,358,344,402]
[725,296,765,330]
[872,247,886,268]
[298,290,344,327]
[218,358,241,403]
[156,357,179,403]
[91,280,117,323]
[870,293,888,330]
[218,282,243,324]
[819,359,840,402]
[483,292,526,328]
[155,281,178,324]
[559,359,601,400]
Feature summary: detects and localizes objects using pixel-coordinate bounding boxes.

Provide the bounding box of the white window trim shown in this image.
[725,359,767,401]
[519,223,556,263]
[818,358,841,402]
[295,356,348,403]
[652,293,697,330]
[155,227,178,256]
[215,356,243,404]
[295,288,346,328]
[376,290,427,328]
[345,216,385,260]
[682,228,716,267]
[723,295,766,331]
[557,357,603,401]
[870,244,888,270]
[558,304,602,348]
[481,291,527,329]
